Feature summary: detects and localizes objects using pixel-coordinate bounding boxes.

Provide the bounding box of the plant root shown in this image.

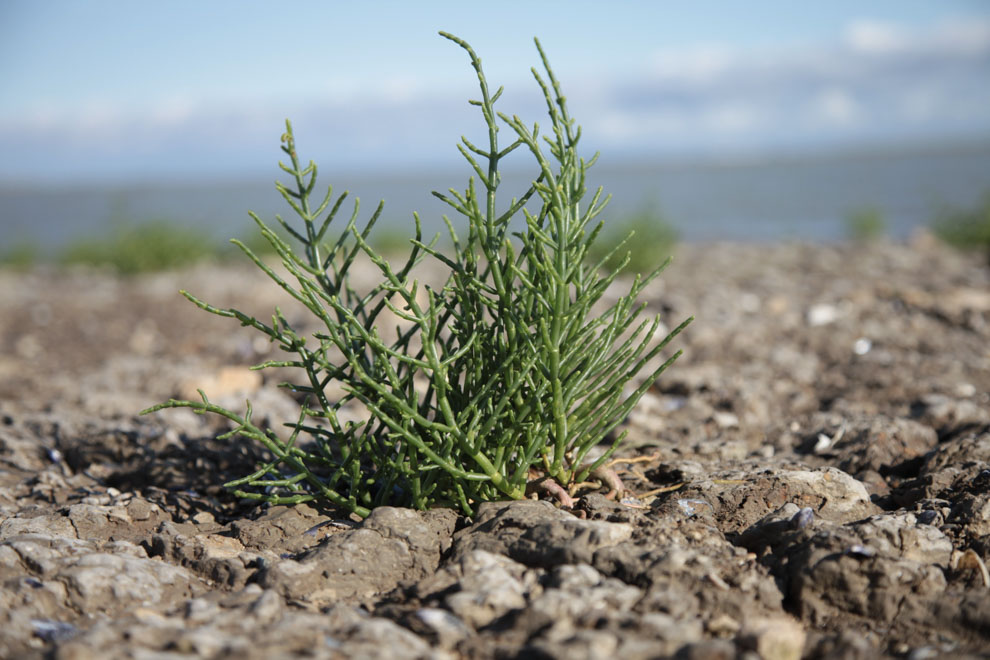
[536,478,577,508]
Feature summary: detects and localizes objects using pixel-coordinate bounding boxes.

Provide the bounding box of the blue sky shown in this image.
[1,1,989,184]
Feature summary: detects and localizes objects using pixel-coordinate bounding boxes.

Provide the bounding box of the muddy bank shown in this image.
[1,238,989,658]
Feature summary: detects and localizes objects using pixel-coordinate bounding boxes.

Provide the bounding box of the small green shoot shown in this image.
[844,206,886,243]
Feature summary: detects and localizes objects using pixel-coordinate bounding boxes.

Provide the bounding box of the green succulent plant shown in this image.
[143,32,691,518]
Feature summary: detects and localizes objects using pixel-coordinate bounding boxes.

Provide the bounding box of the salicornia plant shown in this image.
[143,32,692,518]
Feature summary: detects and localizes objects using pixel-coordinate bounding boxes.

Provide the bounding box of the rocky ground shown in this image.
[1,237,989,659]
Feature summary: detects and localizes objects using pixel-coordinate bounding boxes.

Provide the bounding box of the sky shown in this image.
[1,1,989,184]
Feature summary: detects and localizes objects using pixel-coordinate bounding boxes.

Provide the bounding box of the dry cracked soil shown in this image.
[1,238,989,659]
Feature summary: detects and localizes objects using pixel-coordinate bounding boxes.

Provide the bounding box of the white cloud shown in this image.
[594,110,687,142]
[587,99,763,151]
[845,17,990,56]
[75,100,123,128]
[844,20,909,54]
[2,17,989,181]
[377,76,424,104]
[11,104,62,133]
[148,96,196,126]
[703,103,761,133]
[929,18,990,55]
[579,16,990,154]
[814,87,860,125]
[648,44,734,84]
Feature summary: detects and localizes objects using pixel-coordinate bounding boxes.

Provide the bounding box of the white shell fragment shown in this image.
[807,304,839,327]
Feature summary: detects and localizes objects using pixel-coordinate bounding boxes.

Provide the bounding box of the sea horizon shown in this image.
[3,139,989,254]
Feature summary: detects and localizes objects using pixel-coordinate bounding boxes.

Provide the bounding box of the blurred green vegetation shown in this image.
[0,216,437,274]
[585,205,678,275]
[0,241,41,270]
[1,210,685,275]
[844,206,886,242]
[58,221,216,274]
[932,191,990,257]
[232,226,280,257]
[233,220,415,257]
[7,190,990,275]
[368,225,418,256]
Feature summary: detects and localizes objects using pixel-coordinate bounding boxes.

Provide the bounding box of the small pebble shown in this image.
[677,499,713,517]
[954,382,976,398]
[853,337,872,355]
[31,620,78,643]
[807,304,838,326]
[713,411,739,429]
[846,544,875,559]
[304,521,333,537]
[415,608,471,646]
[790,507,814,529]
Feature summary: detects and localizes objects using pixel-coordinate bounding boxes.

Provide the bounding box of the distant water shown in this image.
[2,145,990,255]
